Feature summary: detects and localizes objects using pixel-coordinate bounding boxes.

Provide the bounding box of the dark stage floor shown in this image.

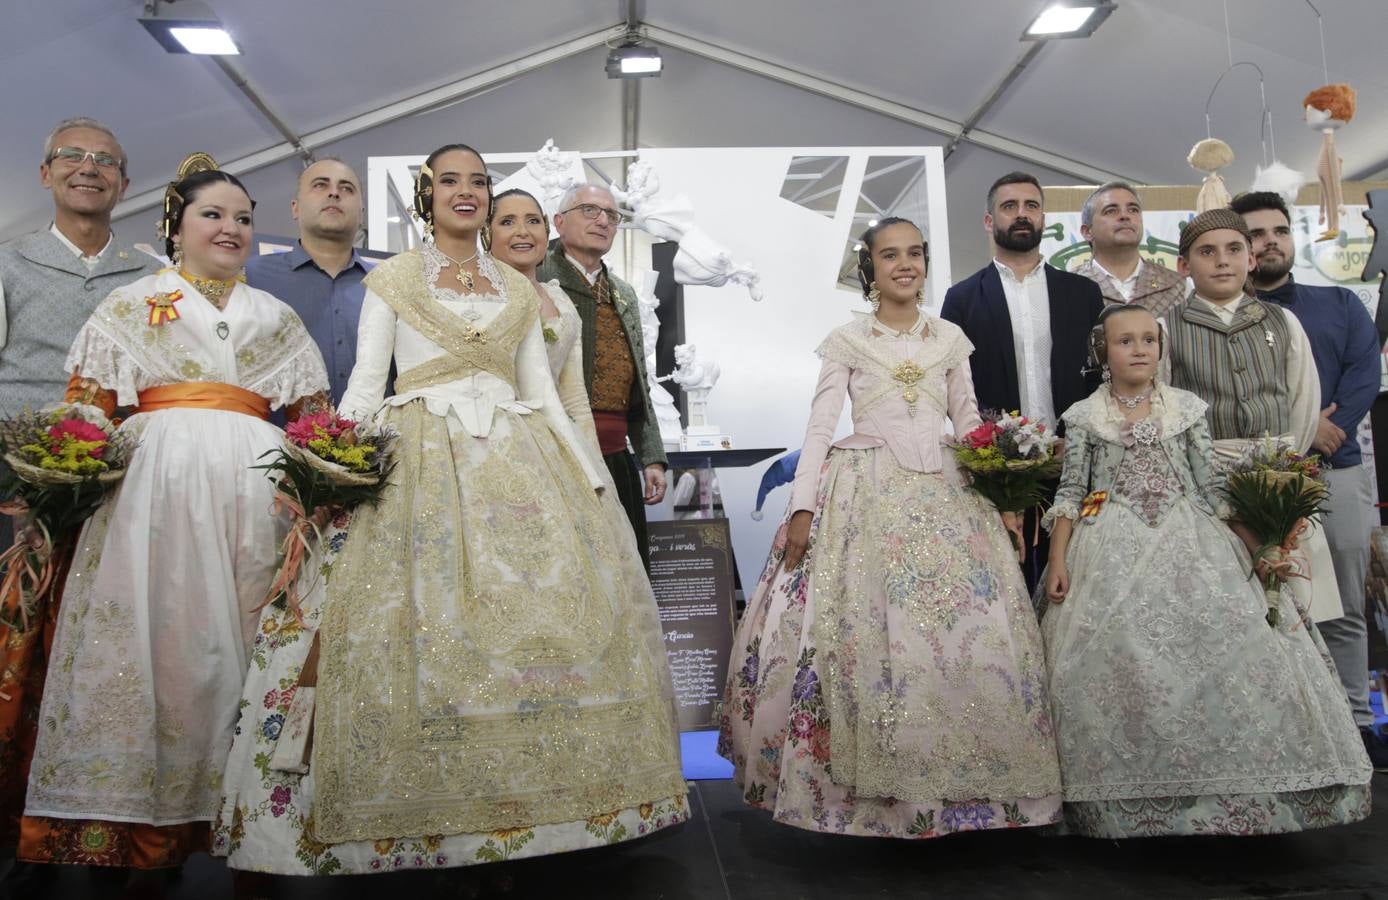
[4,775,1387,899]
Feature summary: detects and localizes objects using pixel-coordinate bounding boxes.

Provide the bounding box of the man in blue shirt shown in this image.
[1234,191,1387,769]
[246,157,372,405]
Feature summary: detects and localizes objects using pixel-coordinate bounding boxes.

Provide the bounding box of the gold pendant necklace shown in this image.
[436,248,478,291]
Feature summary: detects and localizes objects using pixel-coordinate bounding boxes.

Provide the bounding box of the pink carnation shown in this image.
[284,410,356,447]
[48,419,108,457]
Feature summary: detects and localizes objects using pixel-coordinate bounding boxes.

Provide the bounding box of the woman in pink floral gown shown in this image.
[718,219,1063,837]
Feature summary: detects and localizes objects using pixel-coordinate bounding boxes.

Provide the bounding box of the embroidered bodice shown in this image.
[1046,384,1226,530]
[790,313,979,512]
[66,269,328,409]
[339,249,604,489]
[1110,419,1184,527]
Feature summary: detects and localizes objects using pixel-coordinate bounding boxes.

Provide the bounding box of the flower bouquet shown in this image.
[255,410,396,618]
[0,404,136,630]
[952,411,1062,559]
[1220,437,1330,627]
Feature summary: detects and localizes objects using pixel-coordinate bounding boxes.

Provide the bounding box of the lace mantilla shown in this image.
[423,245,507,310]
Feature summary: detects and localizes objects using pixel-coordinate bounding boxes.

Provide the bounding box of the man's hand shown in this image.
[1312,402,1345,457]
[643,464,667,504]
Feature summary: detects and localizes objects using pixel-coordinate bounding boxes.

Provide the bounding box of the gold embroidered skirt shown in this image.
[214,399,687,872]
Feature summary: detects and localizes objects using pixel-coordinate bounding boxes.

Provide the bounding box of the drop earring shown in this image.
[1101,363,1112,385]
[867,281,881,311]
[915,286,925,306]
[171,245,182,267]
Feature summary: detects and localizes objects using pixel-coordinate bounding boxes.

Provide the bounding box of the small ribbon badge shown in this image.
[1080,490,1109,519]
[146,290,183,326]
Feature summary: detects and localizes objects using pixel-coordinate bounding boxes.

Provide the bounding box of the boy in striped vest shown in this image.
[1165,208,1343,625]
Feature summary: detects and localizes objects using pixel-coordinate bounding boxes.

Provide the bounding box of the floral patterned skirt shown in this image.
[718,447,1062,838]
[214,404,688,875]
[1041,497,1372,837]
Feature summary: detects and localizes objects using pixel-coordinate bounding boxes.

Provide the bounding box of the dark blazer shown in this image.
[940,261,1104,426]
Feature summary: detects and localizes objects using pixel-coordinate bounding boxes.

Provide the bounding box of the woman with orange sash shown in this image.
[17,154,328,878]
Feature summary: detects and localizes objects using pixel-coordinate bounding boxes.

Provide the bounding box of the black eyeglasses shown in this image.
[560,203,624,226]
[48,146,122,171]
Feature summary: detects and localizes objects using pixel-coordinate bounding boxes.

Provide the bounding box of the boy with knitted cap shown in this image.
[1165,208,1343,623]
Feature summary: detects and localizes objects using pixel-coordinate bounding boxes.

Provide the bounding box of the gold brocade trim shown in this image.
[311,400,685,843]
[365,250,538,392]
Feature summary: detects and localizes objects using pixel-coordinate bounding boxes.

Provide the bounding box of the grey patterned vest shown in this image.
[1166,292,1293,440]
[0,230,158,415]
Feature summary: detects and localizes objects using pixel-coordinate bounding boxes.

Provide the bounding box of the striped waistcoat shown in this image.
[1166,294,1292,440]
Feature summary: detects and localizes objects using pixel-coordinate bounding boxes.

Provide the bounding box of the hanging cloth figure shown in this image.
[1303,83,1356,242]
[1188,138,1234,213]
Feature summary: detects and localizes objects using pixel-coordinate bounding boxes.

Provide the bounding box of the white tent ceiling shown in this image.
[4,0,1385,276]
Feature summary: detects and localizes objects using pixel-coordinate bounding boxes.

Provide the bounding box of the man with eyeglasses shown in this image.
[0,116,157,888]
[538,183,667,569]
[1,118,158,419]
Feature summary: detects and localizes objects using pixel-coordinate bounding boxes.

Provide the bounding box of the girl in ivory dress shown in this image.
[21,158,329,874]
[718,218,1062,838]
[214,145,686,877]
[1040,304,1371,838]
[487,188,603,471]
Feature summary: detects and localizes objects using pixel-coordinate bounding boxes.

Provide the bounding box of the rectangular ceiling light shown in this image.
[167,26,240,54]
[139,0,241,55]
[1022,2,1116,40]
[606,44,662,78]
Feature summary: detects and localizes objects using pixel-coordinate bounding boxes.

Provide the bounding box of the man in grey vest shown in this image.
[0,118,159,543]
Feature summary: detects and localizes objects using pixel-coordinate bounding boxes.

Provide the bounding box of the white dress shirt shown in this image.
[565,253,602,286]
[1090,257,1139,302]
[993,258,1054,426]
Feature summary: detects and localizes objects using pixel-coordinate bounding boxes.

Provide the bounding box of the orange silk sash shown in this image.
[135,382,270,420]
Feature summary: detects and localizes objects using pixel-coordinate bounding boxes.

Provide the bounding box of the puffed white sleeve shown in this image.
[337,288,397,423]
[1282,312,1322,455]
[516,316,606,490]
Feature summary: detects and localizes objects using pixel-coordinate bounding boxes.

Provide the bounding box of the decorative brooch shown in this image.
[146,289,183,326]
[1080,490,1109,520]
[891,360,927,417]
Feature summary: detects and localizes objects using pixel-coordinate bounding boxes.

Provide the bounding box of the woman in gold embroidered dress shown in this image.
[214,144,687,877]
[18,156,329,878]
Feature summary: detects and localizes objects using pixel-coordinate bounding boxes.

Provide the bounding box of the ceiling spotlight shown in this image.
[139,0,240,54]
[1022,2,1116,40]
[606,42,662,79]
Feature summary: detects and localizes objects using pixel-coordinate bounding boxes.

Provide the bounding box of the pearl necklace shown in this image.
[1111,387,1151,409]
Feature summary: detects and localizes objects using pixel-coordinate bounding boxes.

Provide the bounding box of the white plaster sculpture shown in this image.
[525,139,581,211]
[634,270,685,450]
[613,159,764,302]
[668,343,721,433]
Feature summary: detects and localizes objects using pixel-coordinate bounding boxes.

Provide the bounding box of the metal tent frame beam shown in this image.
[111,26,621,224]
[641,24,1126,185]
